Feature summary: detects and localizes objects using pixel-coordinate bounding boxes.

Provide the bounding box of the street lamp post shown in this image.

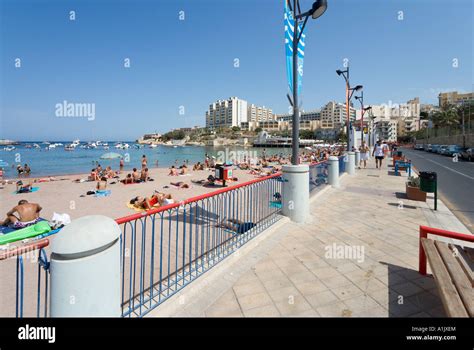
[355,92,371,146]
[282,0,327,224]
[336,67,362,151]
[289,0,327,165]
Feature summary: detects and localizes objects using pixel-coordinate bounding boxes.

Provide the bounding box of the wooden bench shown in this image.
[421,238,474,317]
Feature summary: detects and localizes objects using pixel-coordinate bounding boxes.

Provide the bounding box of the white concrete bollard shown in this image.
[355,150,360,166]
[50,215,121,317]
[328,156,340,188]
[282,164,309,223]
[347,151,356,175]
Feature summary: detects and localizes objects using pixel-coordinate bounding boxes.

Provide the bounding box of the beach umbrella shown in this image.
[100,152,123,159]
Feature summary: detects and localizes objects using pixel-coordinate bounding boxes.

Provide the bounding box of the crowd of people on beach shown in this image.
[1,142,398,226]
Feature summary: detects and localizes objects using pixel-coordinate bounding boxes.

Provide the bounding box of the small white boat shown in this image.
[4,146,15,151]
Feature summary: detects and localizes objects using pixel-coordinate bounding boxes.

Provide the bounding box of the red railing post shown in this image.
[419,226,427,275]
[418,225,474,276]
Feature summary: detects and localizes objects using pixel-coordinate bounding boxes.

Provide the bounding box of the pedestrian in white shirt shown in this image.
[372,140,385,169]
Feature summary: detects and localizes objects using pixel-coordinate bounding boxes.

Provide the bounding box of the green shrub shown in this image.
[407,176,420,188]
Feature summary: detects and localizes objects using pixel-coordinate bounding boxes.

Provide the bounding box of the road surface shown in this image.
[402,147,474,233]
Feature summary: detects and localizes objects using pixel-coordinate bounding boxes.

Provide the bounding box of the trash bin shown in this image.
[215,164,224,180]
[419,171,437,193]
[215,164,232,186]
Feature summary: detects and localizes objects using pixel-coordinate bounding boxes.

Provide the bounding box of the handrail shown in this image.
[115,172,282,224]
[418,225,474,275]
[115,160,333,225]
[0,239,50,261]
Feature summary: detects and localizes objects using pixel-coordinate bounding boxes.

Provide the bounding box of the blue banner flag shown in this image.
[284,0,306,96]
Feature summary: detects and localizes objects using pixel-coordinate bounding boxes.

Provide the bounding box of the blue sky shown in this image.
[1,0,472,141]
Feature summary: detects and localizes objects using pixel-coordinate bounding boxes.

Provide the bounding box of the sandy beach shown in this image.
[0,166,259,224]
[1,164,279,317]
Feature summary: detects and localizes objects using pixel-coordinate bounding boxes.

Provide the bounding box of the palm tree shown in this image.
[432,105,459,136]
[456,100,474,140]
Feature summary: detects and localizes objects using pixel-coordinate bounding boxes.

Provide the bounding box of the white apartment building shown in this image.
[205,97,248,129]
[370,98,420,119]
[248,104,274,122]
[320,101,356,129]
[375,119,398,142]
[397,117,420,135]
[370,98,421,137]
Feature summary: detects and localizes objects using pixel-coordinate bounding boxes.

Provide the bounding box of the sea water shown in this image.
[0,142,291,178]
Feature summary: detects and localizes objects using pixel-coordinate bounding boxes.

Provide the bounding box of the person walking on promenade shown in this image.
[359,141,369,169]
[372,140,385,169]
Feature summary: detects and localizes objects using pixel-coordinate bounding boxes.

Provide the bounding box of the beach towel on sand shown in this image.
[95,190,111,197]
[13,186,39,194]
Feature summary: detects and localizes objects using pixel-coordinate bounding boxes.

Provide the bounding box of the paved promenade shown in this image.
[149,156,472,317]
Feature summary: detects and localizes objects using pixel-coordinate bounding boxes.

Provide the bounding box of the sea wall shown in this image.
[416,133,474,148]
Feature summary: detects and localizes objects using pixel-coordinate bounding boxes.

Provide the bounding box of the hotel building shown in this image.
[205,97,248,129]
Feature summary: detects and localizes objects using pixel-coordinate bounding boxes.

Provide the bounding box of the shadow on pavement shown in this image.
[381,262,446,317]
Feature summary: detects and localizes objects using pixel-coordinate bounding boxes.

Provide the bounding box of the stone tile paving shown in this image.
[202,158,454,317]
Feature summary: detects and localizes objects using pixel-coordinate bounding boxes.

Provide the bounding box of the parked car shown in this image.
[460,148,474,162]
[438,145,448,154]
[424,144,432,152]
[443,145,465,157]
[414,144,424,150]
[431,144,440,153]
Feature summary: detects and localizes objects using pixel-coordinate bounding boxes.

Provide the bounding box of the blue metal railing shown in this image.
[116,174,282,317]
[1,239,50,317]
[309,161,328,194]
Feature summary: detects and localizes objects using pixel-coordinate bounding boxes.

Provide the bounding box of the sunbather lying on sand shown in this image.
[0,200,42,229]
[129,195,160,210]
[16,181,33,193]
[191,175,216,186]
[170,181,190,189]
[129,192,175,210]
[154,192,175,205]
